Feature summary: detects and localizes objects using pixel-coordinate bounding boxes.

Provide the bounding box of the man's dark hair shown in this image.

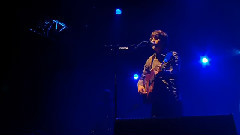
[149,30,168,45]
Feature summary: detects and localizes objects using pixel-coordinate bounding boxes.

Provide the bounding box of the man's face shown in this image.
[150,37,163,53]
[150,37,160,45]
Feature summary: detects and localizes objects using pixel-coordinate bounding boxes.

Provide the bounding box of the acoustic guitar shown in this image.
[142,52,173,98]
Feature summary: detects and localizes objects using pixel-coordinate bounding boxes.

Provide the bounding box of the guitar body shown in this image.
[142,60,169,99]
[141,52,173,100]
[143,70,155,98]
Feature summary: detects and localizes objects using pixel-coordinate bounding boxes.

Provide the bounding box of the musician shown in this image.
[137,30,182,118]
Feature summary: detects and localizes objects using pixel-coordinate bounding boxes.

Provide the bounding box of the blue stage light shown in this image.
[53,20,67,32]
[30,19,67,37]
[233,49,240,56]
[202,57,209,63]
[133,74,139,80]
[116,8,122,15]
[200,56,210,66]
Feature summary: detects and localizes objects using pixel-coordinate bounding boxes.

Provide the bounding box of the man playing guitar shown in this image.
[137,30,182,118]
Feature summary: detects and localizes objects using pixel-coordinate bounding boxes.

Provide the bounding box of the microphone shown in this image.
[104,40,151,51]
[134,40,150,49]
[114,40,151,50]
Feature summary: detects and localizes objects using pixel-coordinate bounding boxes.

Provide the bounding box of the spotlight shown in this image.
[133,74,139,80]
[233,49,240,56]
[200,56,210,66]
[116,8,122,15]
[202,57,209,63]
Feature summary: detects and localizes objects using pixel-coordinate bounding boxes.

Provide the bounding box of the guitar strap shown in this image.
[150,53,156,70]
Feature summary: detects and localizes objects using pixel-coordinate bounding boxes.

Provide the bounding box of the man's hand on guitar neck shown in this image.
[138,85,147,94]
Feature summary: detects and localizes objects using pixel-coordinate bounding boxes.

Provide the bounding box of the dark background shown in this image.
[2,0,240,134]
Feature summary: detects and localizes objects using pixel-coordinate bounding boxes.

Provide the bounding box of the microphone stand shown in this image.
[103,41,149,134]
[104,44,120,135]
